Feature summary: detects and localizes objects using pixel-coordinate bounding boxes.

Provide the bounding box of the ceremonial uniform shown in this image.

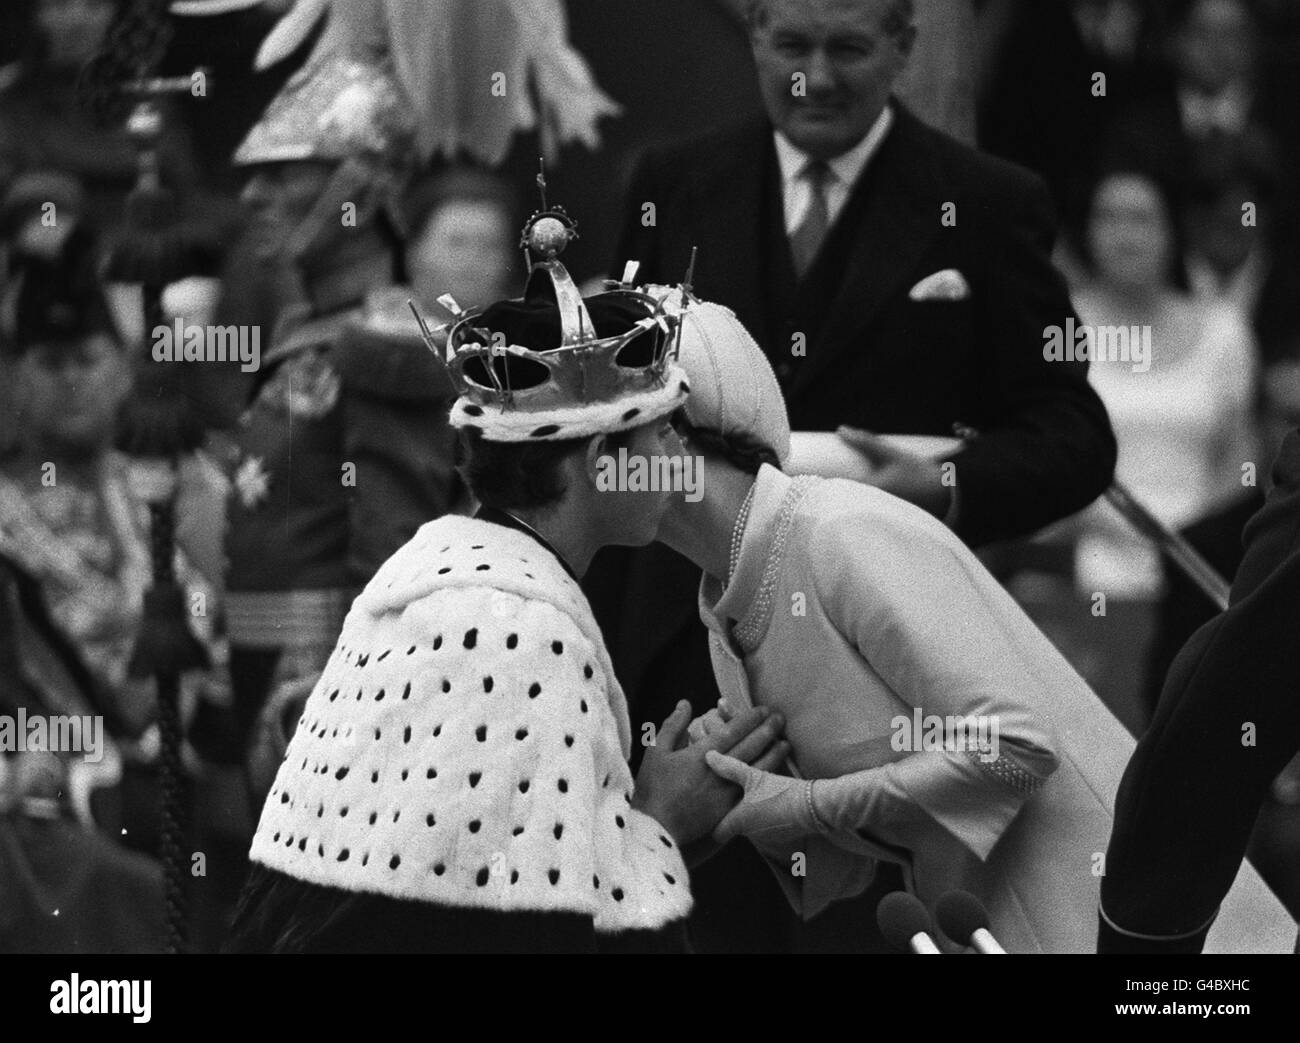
[218,44,462,758]
[225,297,458,751]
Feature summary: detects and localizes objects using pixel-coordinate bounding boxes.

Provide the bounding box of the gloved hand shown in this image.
[704,750,822,847]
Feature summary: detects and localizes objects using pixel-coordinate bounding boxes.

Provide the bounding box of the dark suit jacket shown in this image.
[1100,428,1300,952]
[613,101,1116,547]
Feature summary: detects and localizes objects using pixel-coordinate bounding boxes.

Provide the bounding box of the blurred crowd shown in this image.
[0,0,1297,952]
[1008,0,1300,735]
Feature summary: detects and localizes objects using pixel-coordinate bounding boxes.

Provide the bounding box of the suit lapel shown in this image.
[788,106,946,400]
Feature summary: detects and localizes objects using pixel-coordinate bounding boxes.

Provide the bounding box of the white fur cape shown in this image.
[250,515,691,933]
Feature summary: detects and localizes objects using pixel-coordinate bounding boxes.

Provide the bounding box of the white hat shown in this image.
[649,291,791,467]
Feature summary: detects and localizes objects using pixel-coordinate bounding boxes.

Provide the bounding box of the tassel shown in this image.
[105,173,210,457]
[103,184,194,287]
[127,584,210,679]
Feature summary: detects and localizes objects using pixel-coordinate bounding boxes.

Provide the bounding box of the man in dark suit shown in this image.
[586,0,1117,951]
[615,0,1114,540]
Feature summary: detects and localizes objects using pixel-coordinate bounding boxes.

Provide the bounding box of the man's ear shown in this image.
[585,433,611,487]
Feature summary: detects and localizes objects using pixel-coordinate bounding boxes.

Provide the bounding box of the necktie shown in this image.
[789,160,832,280]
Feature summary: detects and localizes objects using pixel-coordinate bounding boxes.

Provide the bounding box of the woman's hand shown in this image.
[633,700,788,847]
[704,751,822,847]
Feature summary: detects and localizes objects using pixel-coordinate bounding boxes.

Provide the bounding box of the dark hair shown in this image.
[0,223,118,360]
[226,864,368,954]
[1078,163,1191,291]
[748,0,915,40]
[458,426,637,511]
[674,415,780,476]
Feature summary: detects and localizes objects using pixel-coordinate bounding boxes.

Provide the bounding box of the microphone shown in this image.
[935,890,1007,954]
[877,891,942,954]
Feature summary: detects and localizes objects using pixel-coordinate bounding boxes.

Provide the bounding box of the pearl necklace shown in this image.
[727,480,758,586]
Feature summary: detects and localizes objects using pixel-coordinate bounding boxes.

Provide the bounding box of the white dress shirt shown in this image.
[774,105,895,235]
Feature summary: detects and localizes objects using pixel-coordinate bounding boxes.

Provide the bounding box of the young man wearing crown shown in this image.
[226,209,788,953]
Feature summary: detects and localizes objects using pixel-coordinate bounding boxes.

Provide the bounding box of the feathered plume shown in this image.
[252,0,621,165]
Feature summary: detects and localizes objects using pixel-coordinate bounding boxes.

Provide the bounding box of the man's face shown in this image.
[751,0,913,160]
[407,200,514,309]
[18,332,129,452]
[239,161,335,263]
[1175,0,1256,94]
[592,416,685,547]
[36,0,115,69]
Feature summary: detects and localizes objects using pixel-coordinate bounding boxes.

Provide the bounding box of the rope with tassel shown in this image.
[80,0,211,954]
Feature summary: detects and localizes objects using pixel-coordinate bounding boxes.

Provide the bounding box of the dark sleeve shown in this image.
[1231,429,1300,600]
[1099,432,1300,952]
[337,327,460,584]
[951,174,1118,546]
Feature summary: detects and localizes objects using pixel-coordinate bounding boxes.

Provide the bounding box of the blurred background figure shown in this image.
[402,167,519,316]
[0,244,234,952]
[0,751,166,953]
[0,0,228,240]
[1063,166,1258,720]
[1183,152,1300,372]
[0,254,225,740]
[0,257,229,839]
[1104,0,1296,209]
[974,0,1107,230]
[1069,0,1173,103]
[0,0,133,232]
[220,51,452,800]
[0,170,99,457]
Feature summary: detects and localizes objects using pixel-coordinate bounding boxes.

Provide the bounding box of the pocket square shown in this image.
[908,268,971,302]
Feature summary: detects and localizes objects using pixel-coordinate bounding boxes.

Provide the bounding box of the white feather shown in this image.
[254,0,331,71]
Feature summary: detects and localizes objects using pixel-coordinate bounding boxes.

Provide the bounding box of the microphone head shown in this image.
[935,890,990,946]
[876,891,934,952]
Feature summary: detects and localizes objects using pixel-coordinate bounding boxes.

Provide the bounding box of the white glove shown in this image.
[704,750,822,847]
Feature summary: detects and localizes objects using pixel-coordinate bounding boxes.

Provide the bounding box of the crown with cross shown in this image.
[409,167,693,443]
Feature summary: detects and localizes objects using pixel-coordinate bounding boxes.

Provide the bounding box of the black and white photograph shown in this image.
[0,0,1298,1017]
